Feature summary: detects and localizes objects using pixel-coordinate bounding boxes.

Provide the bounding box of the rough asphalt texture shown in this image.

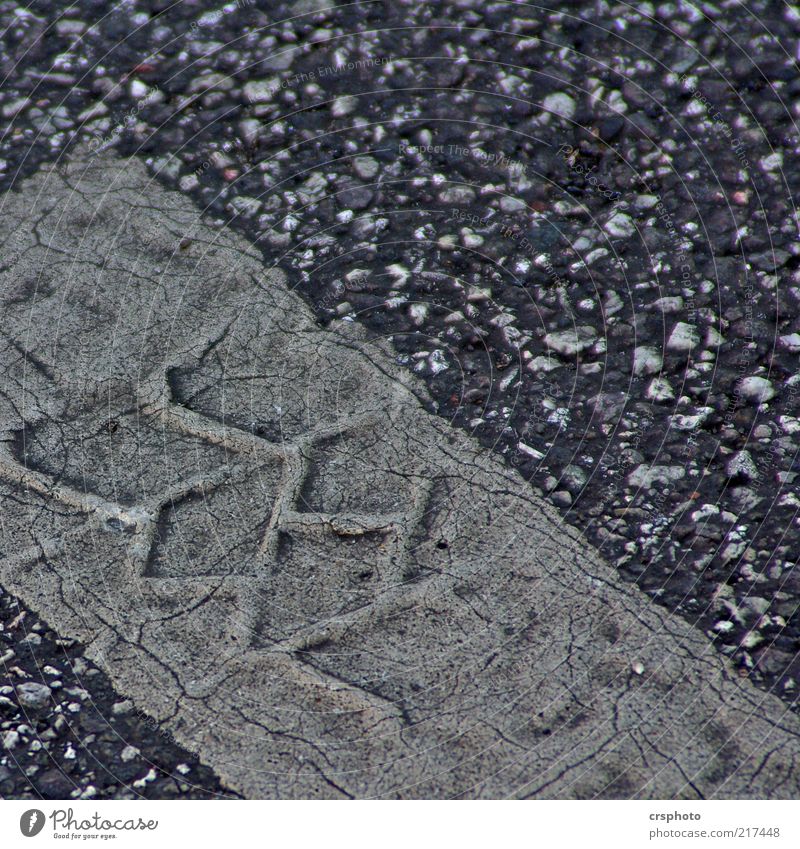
[0,150,799,799]
[1,0,800,799]
[3,0,799,703]
[0,587,233,799]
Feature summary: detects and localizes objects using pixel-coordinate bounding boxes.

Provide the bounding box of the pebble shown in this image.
[332,95,357,117]
[672,408,712,430]
[721,539,748,563]
[55,19,86,36]
[779,415,800,435]
[738,376,775,404]
[627,465,685,488]
[756,646,795,677]
[462,230,484,248]
[543,326,597,356]
[133,768,158,789]
[760,151,783,172]
[499,196,527,213]
[409,304,429,325]
[77,102,109,122]
[744,596,770,616]
[353,156,379,180]
[692,503,720,522]
[121,745,141,762]
[648,296,684,314]
[591,391,627,423]
[0,0,795,754]
[129,79,149,99]
[2,730,20,749]
[238,118,262,144]
[726,450,759,481]
[550,490,573,507]
[229,196,262,217]
[633,346,662,376]
[262,50,295,71]
[604,212,635,238]
[604,290,624,315]
[179,174,200,192]
[666,322,700,352]
[189,72,235,94]
[242,79,276,103]
[561,465,588,494]
[2,97,30,119]
[16,681,52,711]
[634,194,660,210]
[779,333,800,353]
[337,183,373,210]
[439,185,476,204]
[517,442,544,460]
[296,0,335,11]
[542,92,576,120]
[646,377,675,403]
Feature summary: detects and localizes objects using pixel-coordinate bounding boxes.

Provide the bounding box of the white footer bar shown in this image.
[1,799,797,848]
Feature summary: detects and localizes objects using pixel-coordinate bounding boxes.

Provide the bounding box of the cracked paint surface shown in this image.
[0,150,799,798]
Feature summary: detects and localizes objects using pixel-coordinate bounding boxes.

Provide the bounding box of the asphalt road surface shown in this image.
[1,0,800,799]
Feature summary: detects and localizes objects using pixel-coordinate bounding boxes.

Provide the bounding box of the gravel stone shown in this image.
[666,322,700,353]
[542,92,576,120]
[15,681,52,711]
[331,95,357,117]
[604,212,635,238]
[439,185,476,204]
[561,464,588,494]
[646,377,675,403]
[353,156,379,180]
[727,451,760,481]
[543,326,597,357]
[627,465,685,489]
[242,79,276,103]
[2,730,19,750]
[633,346,663,376]
[779,333,800,353]
[738,376,776,405]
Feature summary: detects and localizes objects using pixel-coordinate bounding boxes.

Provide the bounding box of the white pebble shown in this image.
[738,376,775,404]
[604,212,635,238]
[646,377,675,402]
[542,92,576,120]
[332,95,357,117]
[633,346,662,376]
[666,322,699,352]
